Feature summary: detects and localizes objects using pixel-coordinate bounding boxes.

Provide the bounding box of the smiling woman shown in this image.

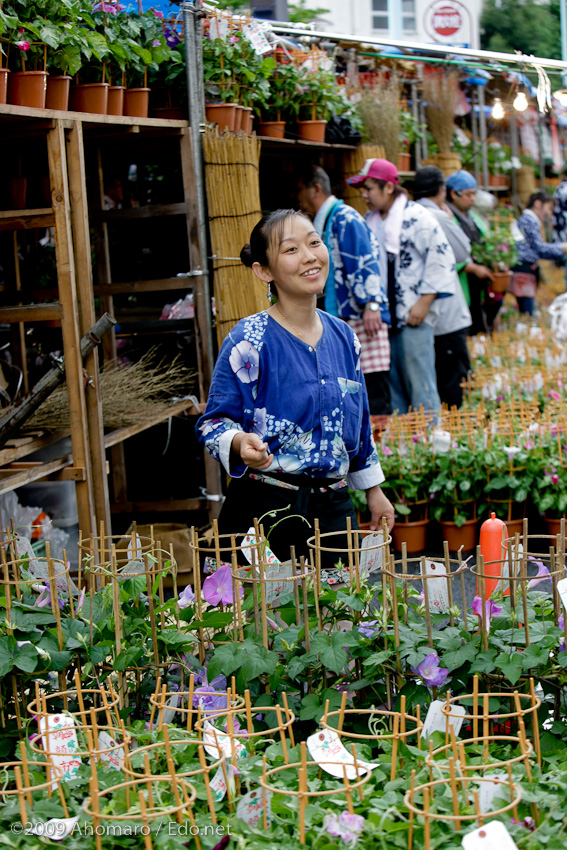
[196,209,395,566]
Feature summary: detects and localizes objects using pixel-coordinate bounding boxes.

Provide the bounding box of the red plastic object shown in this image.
[478,512,506,598]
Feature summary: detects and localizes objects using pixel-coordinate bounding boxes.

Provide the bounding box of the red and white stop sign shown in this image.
[432,4,462,37]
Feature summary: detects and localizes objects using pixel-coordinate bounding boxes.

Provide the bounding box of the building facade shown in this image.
[299,0,483,50]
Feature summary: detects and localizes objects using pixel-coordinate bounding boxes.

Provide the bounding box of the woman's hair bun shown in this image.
[240,242,254,268]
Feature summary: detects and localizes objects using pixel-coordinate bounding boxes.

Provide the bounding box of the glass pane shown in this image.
[372,0,388,11]
[402,0,415,11]
[402,16,416,30]
[372,14,389,28]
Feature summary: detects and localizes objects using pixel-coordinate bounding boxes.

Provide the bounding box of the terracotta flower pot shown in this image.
[107,85,125,116]
[70,82,109,115]
[439,518,479,551]
[153,106,185,119]
[504,517,525,538]
[233,104,244,133]
[490,271,511,293]
[205,103,238,132]
[45,75,71,111]
[123,87,150,118]
[296,119,327,143]
[9,71,48,109]
[398,152,411,171]
[392,519,429,554]
[489,174,509,187]
[241,107,253,135]
[544,514,566,537]
[0,68,9,104]
[257,120,286,138]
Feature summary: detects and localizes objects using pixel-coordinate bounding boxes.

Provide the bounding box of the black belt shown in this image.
[248,471,348,494]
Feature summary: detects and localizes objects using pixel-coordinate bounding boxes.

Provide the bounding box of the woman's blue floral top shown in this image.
[196,310,384,491]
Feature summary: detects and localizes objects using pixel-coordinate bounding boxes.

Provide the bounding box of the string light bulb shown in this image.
[553,89,567,106]
[513,91,528,112]
[491,97,505,120]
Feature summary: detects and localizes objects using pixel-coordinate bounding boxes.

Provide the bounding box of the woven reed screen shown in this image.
[342,144,386,216]
[203,127,266,346]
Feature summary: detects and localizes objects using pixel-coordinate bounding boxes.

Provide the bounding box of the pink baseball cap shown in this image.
[347,158,400,186]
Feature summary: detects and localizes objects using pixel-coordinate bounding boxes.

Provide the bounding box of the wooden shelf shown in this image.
[0,208,55,232]
[92,202,188,222]
[258,136,358,150]
[93,277,194,296]
[0,429,69,467]
[0,304,63,323]
[0,102,188,130]
[103,398,204,450]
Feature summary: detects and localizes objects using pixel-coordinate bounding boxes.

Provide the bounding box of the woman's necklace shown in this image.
[275,304,318,344]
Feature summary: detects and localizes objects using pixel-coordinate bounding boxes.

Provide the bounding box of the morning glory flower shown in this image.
[503,446,521,460]
[357,620,380,639]
[15,40,30,51]
[76,588,86,612]
[411,652,449,688]
[202,565,243,606]
[35,582,64,610]
[324,811,365,844]
[382,445,393,456]
[177,585,195,608]
[193,673,229,713]
[527,558,550,590]
[229,340,259,384]
[472,596,503,632]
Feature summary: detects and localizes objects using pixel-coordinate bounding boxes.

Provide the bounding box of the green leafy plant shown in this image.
[472,222,519,271]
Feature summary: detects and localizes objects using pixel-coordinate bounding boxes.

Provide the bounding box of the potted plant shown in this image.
[398,109,424,171]
[254,60,299,137]
[380,440,433,554]
[202,30,242,132]
[149,31,186,119]
[487,141,513,187]
[472,221,518,293]
[120,8,172,118]
[292,64,341,142]
[530,441,567,535]
[430,440,486,551]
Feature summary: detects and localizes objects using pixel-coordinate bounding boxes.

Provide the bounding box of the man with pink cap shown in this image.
[348,158,457,415]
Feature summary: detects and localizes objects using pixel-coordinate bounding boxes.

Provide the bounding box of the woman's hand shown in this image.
[366,485,395,532]
[232,432,274,470]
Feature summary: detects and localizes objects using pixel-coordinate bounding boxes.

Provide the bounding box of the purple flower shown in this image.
[229,341,259,384]
[193,673,228,714]
[559,614,565,653]
[152,38,161,47]
[382,445,393,456]
[76,588,86,612]
[202,565,242,606]
[177,585,195,608]
[165,27,181,48]
[35,582,64,610]
[472,596,503,632]
[411,652,449,688]
[325,811,365,844]
[527,558,550,590]
[358,620,380,639]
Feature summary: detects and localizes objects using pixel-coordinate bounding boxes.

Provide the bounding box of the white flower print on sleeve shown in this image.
[229,340,259,383]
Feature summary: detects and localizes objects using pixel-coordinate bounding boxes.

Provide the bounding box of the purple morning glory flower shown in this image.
[202,565,242,606]
[76,587,86,612]
[165,27,181,48]
[472,596,503,632]
[177,585,195,608]
[358,620,380,639]
[325,811,365,843]
[527,558,550,590]
[411,652,449,688]
[193,673,229,714]
[35,582,64,610]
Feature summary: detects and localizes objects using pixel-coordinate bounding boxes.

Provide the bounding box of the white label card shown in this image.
[242,20,273,54]
[203,720,247,760]
[421,700,467,739]
[306,727,376,779]
[264,561,294,606]
[97,730,124,771]
[424,560,450,613]
[241,528,280,567]
[557,577,567,613]
[236,788,273,828]
[477,774,508,814]
[462,820,519,850]
[209,765,228,802]
[160,693,180,725]
[359,532,384,578]
[39,714,82,787]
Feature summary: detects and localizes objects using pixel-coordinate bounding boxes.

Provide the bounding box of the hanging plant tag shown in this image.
[359,532,384,578]
[39,713,81,787]
[462,820,519,850]
[241,528,280,566]
[557,577,567,612]
[203,720,246,760]
[307,727,376,778]
[204,556,233,574]
[421,700,466,738]
[236,788,273,827]
[264,561,294,606]
[477,774,508,814]
[242,20,273,55]
[424,560,450,613]
[97,730,124,771]
[209,15,229,40]
[430,429,451,453]
[161,693,181,725]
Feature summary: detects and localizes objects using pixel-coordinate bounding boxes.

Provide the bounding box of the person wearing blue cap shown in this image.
[446,170,495,334]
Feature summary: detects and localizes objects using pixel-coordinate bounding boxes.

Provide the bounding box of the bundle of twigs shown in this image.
[202,126,266,346]
[424,71,458,154]
[356,73,401,162]
[22,351,193,430]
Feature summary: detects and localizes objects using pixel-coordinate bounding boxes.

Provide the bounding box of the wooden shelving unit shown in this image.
[0,104,219,534]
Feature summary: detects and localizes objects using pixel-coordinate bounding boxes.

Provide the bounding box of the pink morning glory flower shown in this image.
[382,445,393,456]
[177,585,195,608]
[411,652,449,688]
[527,558,550,590]
[549,390,561,400]
[76,587,86,612]
[202,565,243,606]
[472,596,503,632]
[16,40,30,51]
[325,811,365,843]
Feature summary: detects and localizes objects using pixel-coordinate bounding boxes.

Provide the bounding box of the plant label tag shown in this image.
[97,730,124,771]
[461,820,519,850]
[209,765,228,802]
[26,814,81,840]
[477,774,507,814]
[39,713,81,787]
[243,20,273,55]
[307,728,376,779]
[424,561,450,613]
[264,561,294,606]
[160,693,181,725]
[421,700,466,739]
[236,788,273,828]
[241,528,280,566]
[209,14,229,40]
[557,577,567,613]
[431,429,451,453]
[359,532,384,578]
[203,556,233,574]
[203,720,247,760]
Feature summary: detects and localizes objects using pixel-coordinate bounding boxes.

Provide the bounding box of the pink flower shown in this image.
[202,565,243,606]
[16,40,30,51]
[325,811,365,843]
[76,588,86,612]
[152,39,161,47]
[472,596,502,632]
[382,445,393,456]
[552,474,560,485]
[149,7,164,16]
[229,35,240,43]
[549,390,561,400]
